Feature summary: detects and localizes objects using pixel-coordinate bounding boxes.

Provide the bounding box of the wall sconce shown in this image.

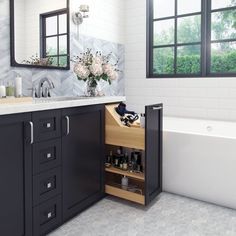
[72,5,89,25]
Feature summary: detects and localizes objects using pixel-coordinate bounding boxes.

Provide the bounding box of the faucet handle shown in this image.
[43,87,49,98]
[28,88,37,98]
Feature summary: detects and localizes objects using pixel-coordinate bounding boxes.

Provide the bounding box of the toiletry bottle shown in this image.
[123,152,129,170]
[15,75,22,97]
[121,176,128,190]
[0,83,6,98]
[140,113,145,128]
[136,151,142,172]
[106,151,113,166]
[6,81,15,97]
[114,147,124,168]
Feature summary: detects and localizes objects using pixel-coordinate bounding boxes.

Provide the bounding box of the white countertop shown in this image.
[0,96,126,115]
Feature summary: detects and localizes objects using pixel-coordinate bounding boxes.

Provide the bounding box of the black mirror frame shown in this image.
[10,0,70,70]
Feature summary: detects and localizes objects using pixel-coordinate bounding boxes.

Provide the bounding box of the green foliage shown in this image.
[177,55,200,74]
[153,52,236,74]
[153,0,236,75]
[177,15,201,44]
[211,51,236,73]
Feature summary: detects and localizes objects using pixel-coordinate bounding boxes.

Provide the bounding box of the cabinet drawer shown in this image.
[33,139,61,175]
[33,110,61,142]
[33,168,62,206]
[33,195,62,236]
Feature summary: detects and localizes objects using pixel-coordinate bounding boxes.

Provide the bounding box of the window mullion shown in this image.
[201,0,207,76]
[174,0,178,75]
[206,0,211,76]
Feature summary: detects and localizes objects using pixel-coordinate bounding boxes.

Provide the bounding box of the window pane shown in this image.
[154,19,175,46]
[59,35,67,54]
[153,0,175,18]
[211,10,236,40]
[178,0,201,15]
[177,45,201,74]
[153,47,175,74]
[46,16,57,36]
[177,15,201,43]
[59,56,68,67]
[59,14,67,34]
[212,0,236,10]
[47,56,58,66]
[46,37,58,55]
[211,41,236,73]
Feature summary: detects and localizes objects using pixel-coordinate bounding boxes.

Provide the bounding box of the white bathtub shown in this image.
[163,117,236,209]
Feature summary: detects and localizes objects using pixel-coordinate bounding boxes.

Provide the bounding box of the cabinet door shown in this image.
[0,113,32,236]
[62,105,104,221]
[145,104,163,205]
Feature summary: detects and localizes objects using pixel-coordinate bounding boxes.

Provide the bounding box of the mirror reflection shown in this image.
[13,0,69,69]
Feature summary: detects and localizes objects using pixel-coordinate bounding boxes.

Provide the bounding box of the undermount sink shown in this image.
[33,96,90,103]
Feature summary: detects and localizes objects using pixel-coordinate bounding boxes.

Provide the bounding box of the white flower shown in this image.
[93,56,103,64]
[90,62,103,76]
[109,70,119,80]
[103,64,118,81]
[74,63,90,79]
[103,64,114,75]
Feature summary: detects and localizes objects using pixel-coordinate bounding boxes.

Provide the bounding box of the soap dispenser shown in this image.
[15,74,22,97]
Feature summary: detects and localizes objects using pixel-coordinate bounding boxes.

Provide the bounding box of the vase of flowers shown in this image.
[73,49,119,97]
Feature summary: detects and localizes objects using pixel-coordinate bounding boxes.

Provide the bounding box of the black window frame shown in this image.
[147,0,236,78]
[40,9,69,68]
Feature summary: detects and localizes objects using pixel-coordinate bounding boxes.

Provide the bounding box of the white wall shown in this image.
[15,0,67,62]
[14,0,125,62]
[14,0,25,62]
[71,0,125,44]
[125,0,236,121]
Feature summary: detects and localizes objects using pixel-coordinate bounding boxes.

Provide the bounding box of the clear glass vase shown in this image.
[85,79,97,97]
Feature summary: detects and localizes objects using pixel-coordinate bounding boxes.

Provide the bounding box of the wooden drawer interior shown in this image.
[105,104,145,150]
[105,172,145,205]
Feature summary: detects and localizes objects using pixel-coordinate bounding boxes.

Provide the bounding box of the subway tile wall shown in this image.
[124,0,236,121]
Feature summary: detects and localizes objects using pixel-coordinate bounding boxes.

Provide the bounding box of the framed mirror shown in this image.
[10,0,70,70]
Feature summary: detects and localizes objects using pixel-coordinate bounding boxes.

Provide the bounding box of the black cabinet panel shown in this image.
[33,138,61,174]
[145,104,163,205]
[32,110,61,142]
[33,167,62,206]
[33,195,62,236]
[0,113,32,236]
[62,105,105,221]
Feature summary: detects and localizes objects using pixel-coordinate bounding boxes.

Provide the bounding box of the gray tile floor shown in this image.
[49,193,236,236]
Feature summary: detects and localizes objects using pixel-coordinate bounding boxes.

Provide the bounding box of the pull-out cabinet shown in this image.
[105,103,163,205]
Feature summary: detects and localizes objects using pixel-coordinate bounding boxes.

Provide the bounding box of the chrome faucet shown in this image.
[37,77,55,98]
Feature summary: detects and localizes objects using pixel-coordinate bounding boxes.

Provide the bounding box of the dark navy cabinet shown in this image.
[62,105,105,222]
[0,102,161,236]
[0,113,32,236]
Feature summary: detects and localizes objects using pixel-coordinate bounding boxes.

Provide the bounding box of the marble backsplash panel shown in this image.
[0,0,125,97]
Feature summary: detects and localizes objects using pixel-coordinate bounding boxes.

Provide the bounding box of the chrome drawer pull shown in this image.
[47,182,52,189]
[65,116,70,135]
[29,121,34,144]
[46,123,51,128]
[47,212,52,219]
[152,107,162,110]
[47,153,52,159]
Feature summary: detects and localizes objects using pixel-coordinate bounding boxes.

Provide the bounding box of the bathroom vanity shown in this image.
[0,97,162,236]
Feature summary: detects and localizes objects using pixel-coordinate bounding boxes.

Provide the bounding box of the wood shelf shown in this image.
[105,184,145,205]
[105,104,145,150]
[105,167,145,181]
